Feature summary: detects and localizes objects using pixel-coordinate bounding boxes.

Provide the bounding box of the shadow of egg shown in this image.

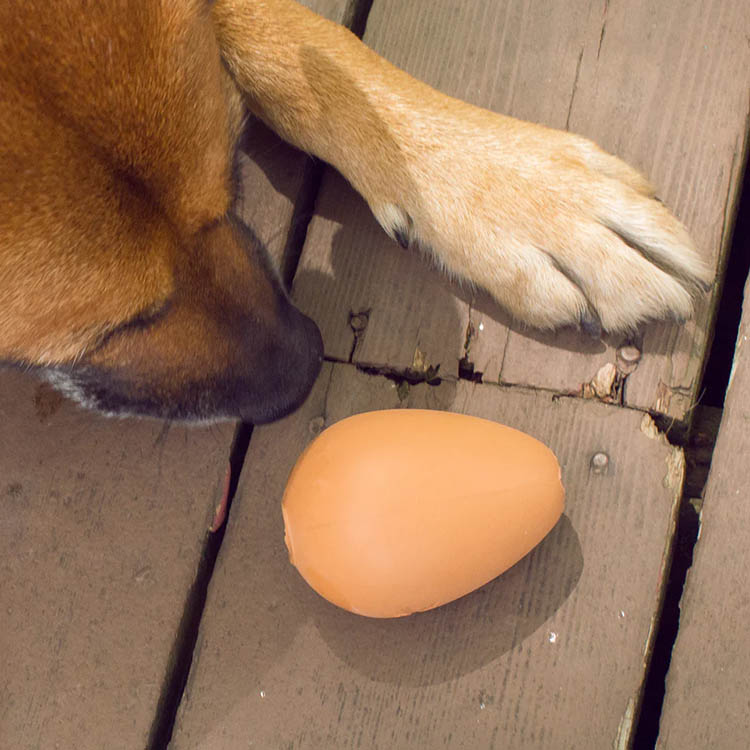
[311,513,582,686]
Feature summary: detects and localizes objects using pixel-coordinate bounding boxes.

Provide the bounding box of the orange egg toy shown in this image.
[281,409,564,618]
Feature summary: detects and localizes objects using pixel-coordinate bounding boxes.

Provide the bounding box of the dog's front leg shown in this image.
[214,0,711,333]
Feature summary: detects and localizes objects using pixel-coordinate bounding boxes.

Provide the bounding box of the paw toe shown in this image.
[598,187,713,293]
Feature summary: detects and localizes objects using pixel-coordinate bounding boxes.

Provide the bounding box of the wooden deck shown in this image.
[2,1,749,748]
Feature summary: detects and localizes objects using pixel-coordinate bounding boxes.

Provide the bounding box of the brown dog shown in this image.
[0,0,711,423]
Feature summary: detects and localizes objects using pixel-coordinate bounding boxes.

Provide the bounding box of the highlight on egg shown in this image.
[281,409,564,618]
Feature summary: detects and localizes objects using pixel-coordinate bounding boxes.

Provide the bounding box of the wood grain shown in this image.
[235,118,312,270]
[0,369,233,750]
[292,0,749,420]
[172,365,683,749]
[656,273,750,748]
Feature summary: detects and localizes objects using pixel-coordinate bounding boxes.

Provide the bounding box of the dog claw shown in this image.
[393,226,410,249]
[375,204,414,249]
[581,310,603,339]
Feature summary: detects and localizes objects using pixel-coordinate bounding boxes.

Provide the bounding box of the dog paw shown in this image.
[368,114,712,334]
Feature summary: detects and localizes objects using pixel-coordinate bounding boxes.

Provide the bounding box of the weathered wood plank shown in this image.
[172,364,682,749]
[235,118,312,270]
[292,0,749,420]
[656,273,750,748]
[234,0,354,270]
[0,370,232,750]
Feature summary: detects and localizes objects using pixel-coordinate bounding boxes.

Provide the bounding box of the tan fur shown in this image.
[214,0,711,332]
[0,0,712,420]
[0,0,242,364]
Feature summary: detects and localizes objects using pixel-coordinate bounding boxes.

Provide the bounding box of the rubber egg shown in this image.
[282,409,564,618]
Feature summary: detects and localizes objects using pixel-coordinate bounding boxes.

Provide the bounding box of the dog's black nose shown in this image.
[238,302,325,425]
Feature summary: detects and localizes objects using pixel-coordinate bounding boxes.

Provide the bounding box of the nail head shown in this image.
[590,452,609,474]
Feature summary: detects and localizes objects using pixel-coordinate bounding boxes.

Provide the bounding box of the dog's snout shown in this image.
[35,215,327,424]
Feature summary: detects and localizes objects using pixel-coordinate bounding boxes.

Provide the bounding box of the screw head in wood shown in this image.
[590,452,609,474]
[616,345,642,375]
